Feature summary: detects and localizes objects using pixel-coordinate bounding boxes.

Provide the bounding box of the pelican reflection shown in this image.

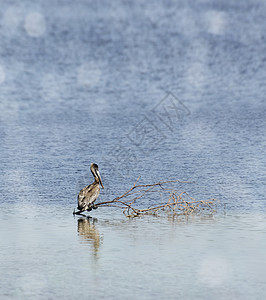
[77,217,101,256]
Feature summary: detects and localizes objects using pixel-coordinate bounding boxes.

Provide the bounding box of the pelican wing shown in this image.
[77,183,99,211]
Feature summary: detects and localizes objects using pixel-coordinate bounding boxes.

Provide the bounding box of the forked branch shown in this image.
[95,178,217,218]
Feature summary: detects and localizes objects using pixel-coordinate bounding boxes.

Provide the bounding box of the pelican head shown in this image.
[90,163,104,189]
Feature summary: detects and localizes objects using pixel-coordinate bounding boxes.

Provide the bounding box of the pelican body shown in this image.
[77,163,104,212]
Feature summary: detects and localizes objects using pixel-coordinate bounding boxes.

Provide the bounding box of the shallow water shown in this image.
[1,204,266,299]
[0,0,266,299]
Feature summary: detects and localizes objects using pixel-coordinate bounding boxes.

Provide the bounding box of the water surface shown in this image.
[1,204,266,299]
[0,0,265,299]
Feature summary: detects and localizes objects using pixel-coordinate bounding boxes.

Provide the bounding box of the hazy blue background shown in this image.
[0,0,265,299]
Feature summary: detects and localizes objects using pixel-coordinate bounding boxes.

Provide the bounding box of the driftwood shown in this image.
[94,177,217,218]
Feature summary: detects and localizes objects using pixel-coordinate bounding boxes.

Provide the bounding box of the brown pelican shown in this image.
[74,163,104,215]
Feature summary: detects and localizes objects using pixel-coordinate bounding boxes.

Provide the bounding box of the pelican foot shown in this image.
[73,209,86,216]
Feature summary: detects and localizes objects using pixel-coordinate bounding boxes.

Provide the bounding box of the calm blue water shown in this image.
[0,0,265,299]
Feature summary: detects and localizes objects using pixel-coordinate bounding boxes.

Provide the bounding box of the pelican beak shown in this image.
[96,169,104,189]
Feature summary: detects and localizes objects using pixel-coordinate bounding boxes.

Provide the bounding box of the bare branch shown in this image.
[93,178,217,218]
